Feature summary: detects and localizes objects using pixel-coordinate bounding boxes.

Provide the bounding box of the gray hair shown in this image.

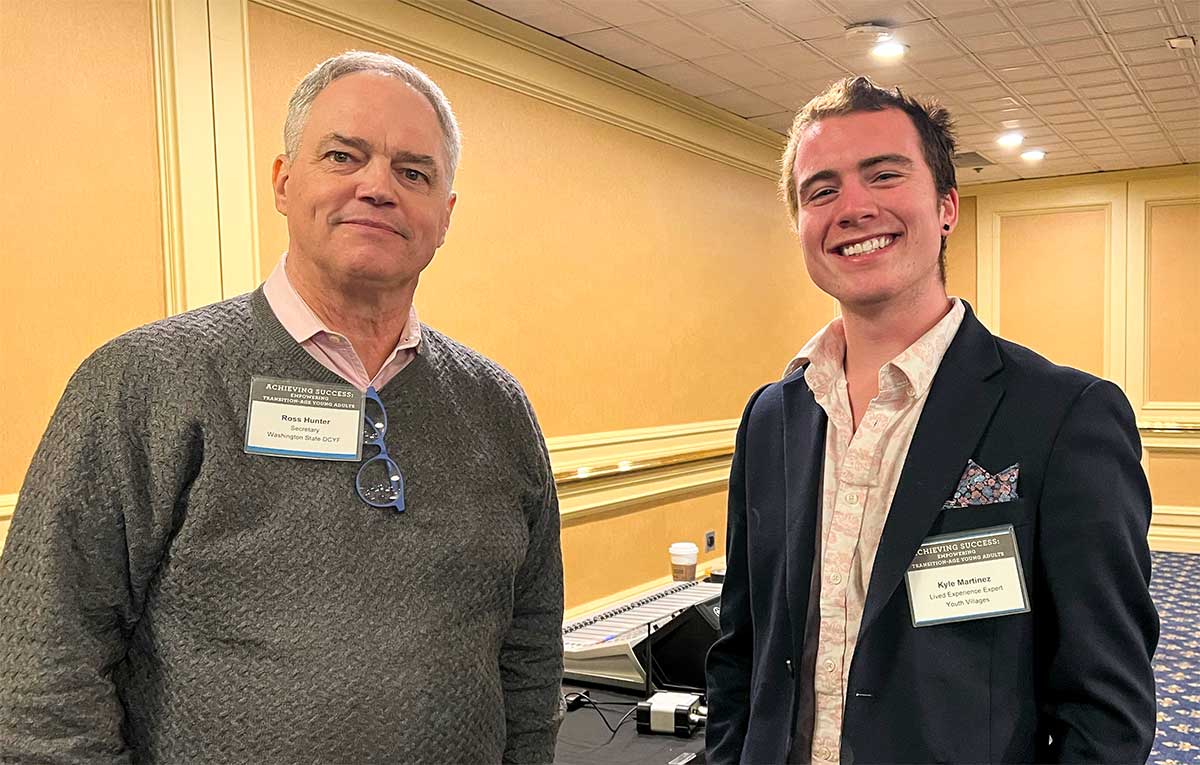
[283,50,462,189]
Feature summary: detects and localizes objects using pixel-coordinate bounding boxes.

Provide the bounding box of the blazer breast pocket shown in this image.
[934,498,1031,535]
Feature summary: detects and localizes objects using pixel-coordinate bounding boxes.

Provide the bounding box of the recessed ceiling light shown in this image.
[1021,149,1046,161]
[996,132,1024,148]
[1165,35,1195,50]
[871,40,908,60]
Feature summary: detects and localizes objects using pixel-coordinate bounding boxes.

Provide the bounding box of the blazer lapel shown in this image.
[781,368,827,667]
[859,306,1005,637]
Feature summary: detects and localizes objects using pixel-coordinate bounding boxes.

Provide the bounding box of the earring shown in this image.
[943,224,950,231]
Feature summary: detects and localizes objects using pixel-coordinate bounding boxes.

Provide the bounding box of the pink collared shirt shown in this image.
[262,253,421,392]
[784,298,966,765]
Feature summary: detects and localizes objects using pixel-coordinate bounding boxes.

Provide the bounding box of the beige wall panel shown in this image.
[998,209,1107,376]
[561,490,726,609]
[0,0,165,493]
[1147,451,1200,508]
[1147,202,1200,403]
[946,195,977,306]
[246,4,828,438]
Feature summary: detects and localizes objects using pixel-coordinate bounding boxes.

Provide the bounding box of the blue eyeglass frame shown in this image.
[356,386,406,513]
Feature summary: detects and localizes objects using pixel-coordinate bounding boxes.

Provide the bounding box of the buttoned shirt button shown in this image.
[823,659,836,673]
[819,746,833,760]
[907,386,917,397]
[845,492,858,505]
[829,572,842,585]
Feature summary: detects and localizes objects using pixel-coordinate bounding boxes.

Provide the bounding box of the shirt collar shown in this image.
[782,298,965,399]
[262,251,423,352]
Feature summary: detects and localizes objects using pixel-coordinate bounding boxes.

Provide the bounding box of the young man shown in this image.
[706,77,1158,764]
[0,52,563,763]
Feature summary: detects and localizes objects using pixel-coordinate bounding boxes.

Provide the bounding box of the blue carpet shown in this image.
[1150,551,1200,764]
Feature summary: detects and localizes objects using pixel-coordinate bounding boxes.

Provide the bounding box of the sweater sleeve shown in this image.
[499,400,564,765]
[0,342,193,763]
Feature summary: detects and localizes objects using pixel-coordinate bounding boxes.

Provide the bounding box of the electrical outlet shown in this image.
[704,530,716,552]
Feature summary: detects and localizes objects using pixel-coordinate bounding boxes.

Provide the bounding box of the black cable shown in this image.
[562,692,637,735]
[604,706,638,743]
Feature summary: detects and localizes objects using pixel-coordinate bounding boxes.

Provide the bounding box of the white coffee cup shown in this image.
[669,542,700,581]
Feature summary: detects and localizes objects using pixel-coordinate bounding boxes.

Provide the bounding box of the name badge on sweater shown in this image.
[244,376,364,461]
[904,525,1030,627]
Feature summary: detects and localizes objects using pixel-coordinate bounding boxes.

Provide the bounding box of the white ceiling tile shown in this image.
[639,60,736,95]
[1100,104,1150,118]
[919,0,994,14]
[752,81,820,109]
[962,31,1027,52]
[476,0,563,16]
[940,12,1013,37]
[1023,89,1080,105]
[748,111,796,133]
[1058,55,1120,74]
[1030,20,1098,43]
[652,0,735,13]
[1069,68,1126,86]
[1180,0,1200,21]
[893,20,955,45]
[770,16,850,40]
[1012,76,1071,94]
[703,87,786,117]
[1108,113,1157,127]
[505,2,611,36]
[1091,93,1144,108]
[565,28,680,67]
[1148,86,1200,103]
[1113,28,1176,50]
[1082,81,1135,98]
[694,51,787,87]
[1140,74,1197,91]
[1052,113,1101,127]
[979,48,1042,67]
[997,63,1055,81]
[1041,38,1109,59]
[823,0,925,25]
[1072,137,1122,150]
[912,56,988,77]
[1067,128,1115,140]
[687,6,793,49]
[957,84,1012,101]
[1087,0,1164,11]
[565,0,665,26]
[1100,8,1170,32]
[752,42,846,76]
[1037,100,1090,115]
[623,17,730,57]
[1011,2,1084,25]
[1122,46,1178,65]
[1131,60,1190,78]
[744,0,827,24]
[935,71,997,89]
[1120,130,1168,143]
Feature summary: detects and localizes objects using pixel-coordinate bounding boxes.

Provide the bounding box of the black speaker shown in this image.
[633,593,721,694]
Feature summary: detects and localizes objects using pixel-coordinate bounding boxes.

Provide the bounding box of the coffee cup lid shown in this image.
[669,542,699,554]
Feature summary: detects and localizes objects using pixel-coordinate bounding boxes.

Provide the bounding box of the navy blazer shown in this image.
[706,304,1158,764]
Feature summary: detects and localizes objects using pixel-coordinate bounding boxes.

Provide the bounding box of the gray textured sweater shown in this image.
[0,289,564,764]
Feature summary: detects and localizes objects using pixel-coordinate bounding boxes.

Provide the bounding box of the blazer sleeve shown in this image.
[1035,378,1158,763]
[705,385,769,765]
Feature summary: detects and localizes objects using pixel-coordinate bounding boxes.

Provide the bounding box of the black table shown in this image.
[555,684,706,765]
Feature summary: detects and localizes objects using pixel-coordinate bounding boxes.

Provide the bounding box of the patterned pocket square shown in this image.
[943,459,1020,508]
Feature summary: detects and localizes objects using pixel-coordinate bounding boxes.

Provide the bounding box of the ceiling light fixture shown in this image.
[996,132,1024,148]
[1165,35,1196,50]
[1020,149,1046,161]
[871,40,908,60]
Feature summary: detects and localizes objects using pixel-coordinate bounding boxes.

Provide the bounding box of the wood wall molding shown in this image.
[548,419,737,522]
[1126,173,1200,425]
[1149,505,1200,554]
[974,182,1127,386]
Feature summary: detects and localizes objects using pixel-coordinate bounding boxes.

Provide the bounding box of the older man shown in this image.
[0,51,563,763]
[706,76,1157,764]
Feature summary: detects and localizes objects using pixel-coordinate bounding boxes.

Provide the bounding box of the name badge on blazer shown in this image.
[905,525,1030,627]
